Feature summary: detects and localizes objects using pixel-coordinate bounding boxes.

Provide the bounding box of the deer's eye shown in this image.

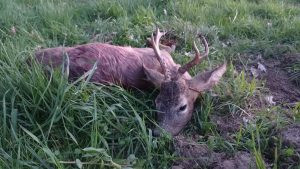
[179,105,187,112]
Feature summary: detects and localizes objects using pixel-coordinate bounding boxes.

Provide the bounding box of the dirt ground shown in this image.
[172,135,257,169]
[278,124,300,168]
[172,124,300,169]
[248,53,300,104]
[280,124,300,152]
[262,56,300,104]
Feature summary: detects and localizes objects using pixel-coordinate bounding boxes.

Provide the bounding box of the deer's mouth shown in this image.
[153,123,185,136]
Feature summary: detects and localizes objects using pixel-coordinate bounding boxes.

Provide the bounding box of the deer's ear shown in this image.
[143,65,164,87]
[189,63,227,91]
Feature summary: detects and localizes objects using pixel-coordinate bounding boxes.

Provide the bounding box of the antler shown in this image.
[178,34,209,75]
[151,28,170,80]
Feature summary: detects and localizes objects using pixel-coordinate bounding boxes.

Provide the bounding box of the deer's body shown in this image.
[35,29,226,136]
[36,43,191,89]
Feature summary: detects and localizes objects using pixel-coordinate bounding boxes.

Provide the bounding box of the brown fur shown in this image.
[35,43,188,89]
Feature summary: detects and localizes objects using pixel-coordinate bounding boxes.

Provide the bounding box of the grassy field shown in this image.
[0,0,300,168]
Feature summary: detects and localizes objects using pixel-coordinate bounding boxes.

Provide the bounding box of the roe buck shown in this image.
[35,28,227,136]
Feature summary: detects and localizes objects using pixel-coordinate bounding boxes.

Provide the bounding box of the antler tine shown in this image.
[154,28,165,46]
[178,34,209,75]
[199,34,209,57]
[151,28,169,80]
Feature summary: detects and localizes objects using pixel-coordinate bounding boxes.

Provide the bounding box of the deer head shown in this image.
[143,28,227,136]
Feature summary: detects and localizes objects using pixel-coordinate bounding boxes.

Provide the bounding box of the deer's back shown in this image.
[35,43,177,89]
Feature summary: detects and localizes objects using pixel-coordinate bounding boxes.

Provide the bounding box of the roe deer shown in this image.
[35,28,227,136]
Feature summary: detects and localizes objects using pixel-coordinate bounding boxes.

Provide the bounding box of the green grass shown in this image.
[0,0,300,168]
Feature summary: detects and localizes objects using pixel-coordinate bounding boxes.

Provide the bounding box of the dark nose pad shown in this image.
[153,128,161,137]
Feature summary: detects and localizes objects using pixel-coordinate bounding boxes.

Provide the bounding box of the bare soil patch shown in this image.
[280,124,300,153]
[172,135,257,169]
[263,58,300,104]
[247,54,300,104]
[279,124,300,167]
[214,151,257,169]
[211,114,244,140]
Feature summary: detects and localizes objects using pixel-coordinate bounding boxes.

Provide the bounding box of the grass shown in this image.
[0,0,300,168]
